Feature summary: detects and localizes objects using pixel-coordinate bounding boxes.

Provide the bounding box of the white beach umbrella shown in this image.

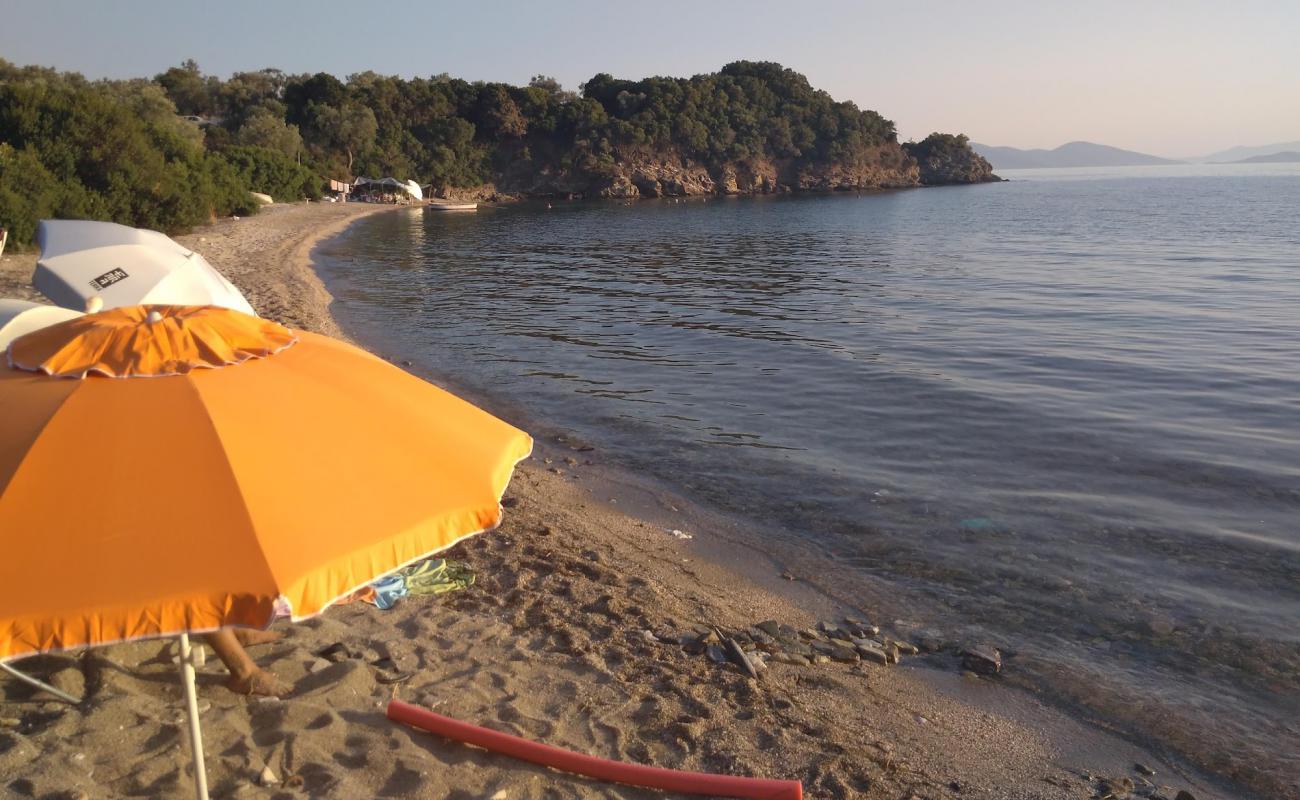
[0,299,83,349]
[33,220,256,315]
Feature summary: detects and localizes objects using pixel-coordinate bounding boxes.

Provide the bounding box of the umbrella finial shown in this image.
[146,310,164,325]
[85,296,104,314]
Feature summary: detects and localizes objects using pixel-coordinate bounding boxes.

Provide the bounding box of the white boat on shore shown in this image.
[427,201,478,212]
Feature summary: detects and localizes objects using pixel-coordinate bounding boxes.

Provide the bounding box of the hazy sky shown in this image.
[1,0,1296,157]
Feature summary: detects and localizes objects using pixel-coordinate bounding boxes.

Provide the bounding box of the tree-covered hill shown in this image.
[0,59,996,245]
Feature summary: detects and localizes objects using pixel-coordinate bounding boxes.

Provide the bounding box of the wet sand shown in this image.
[0,203,1230,799]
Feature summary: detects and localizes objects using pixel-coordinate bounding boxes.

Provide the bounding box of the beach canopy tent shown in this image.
[33,220,255,315]
[352,177,422,201]
[0,305,532,799]
[0,299,82,349]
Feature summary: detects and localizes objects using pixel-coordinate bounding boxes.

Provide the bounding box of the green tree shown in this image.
[218,145,321,201]
[154,59,215,116]
[234,107,303,159]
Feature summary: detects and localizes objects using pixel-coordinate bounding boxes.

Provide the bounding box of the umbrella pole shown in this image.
[177,633,210,800]
[0,661,81,703]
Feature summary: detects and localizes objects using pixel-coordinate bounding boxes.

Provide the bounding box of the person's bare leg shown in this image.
[232,628,284,648]
[203,630,291,697]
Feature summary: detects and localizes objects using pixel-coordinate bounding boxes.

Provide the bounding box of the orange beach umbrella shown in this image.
[0,305,532,798]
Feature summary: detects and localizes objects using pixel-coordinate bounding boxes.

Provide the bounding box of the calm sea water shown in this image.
[317,164,1300,796]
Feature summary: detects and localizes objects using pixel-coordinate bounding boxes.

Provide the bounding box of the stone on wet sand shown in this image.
[828,644,859,663]
[846,619,881,637]
[960,645,1002,675]
[890,639,920,656]
[754,620,781,638]
[857,644,889,665]
[784,641,814,657]
[725,638,760,679]
[770,652,810,666]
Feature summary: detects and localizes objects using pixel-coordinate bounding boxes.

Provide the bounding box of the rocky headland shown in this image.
[437,137,998,203]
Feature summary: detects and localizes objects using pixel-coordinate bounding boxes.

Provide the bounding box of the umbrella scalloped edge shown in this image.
[0,439,533,664]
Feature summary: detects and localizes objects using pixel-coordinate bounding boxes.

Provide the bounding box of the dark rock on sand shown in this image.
[770,652,810,666]
[725,638,760,679]
[858,646,889,666]
[890,639,920,656]
[783,641,814,658]
[828,645,860,663]
[961,645,1002,675]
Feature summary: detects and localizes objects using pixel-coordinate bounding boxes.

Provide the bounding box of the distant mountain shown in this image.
[1203,141,1300,163]
[1232,150,1300,164]
[971,141,1182,169]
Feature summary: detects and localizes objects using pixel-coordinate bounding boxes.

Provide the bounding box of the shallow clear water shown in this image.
[317,164,1300,795]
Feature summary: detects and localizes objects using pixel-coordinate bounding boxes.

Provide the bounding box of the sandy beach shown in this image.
[0,204,1225,799]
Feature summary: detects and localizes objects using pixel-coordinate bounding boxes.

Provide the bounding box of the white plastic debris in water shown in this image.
[669,529,693,540]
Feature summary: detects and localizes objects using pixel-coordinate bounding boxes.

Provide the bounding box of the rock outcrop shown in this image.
[903,133,1001,186]
[437,135,995,201]
[488,143,938,200]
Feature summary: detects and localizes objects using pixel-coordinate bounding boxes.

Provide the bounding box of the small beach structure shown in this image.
[351,176,423,204]
[326,178,352,201]
[33,220,255,315]
[0,305,532,799]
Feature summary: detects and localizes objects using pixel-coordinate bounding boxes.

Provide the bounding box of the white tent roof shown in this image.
[354,177,422,199]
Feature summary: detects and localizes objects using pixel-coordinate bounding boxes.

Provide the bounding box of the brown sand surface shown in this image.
[0,204,1227,799]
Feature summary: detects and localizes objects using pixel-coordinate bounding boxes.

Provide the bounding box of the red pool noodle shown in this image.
[387,700,802,799]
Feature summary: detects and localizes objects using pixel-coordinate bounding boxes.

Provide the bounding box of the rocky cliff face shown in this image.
[433,139,995,202]
[482,143,923,200]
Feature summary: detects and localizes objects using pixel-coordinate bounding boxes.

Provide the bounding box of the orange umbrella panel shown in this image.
[0,306,532,661]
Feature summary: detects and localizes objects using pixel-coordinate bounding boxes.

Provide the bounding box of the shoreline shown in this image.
[0,202,1232,799]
